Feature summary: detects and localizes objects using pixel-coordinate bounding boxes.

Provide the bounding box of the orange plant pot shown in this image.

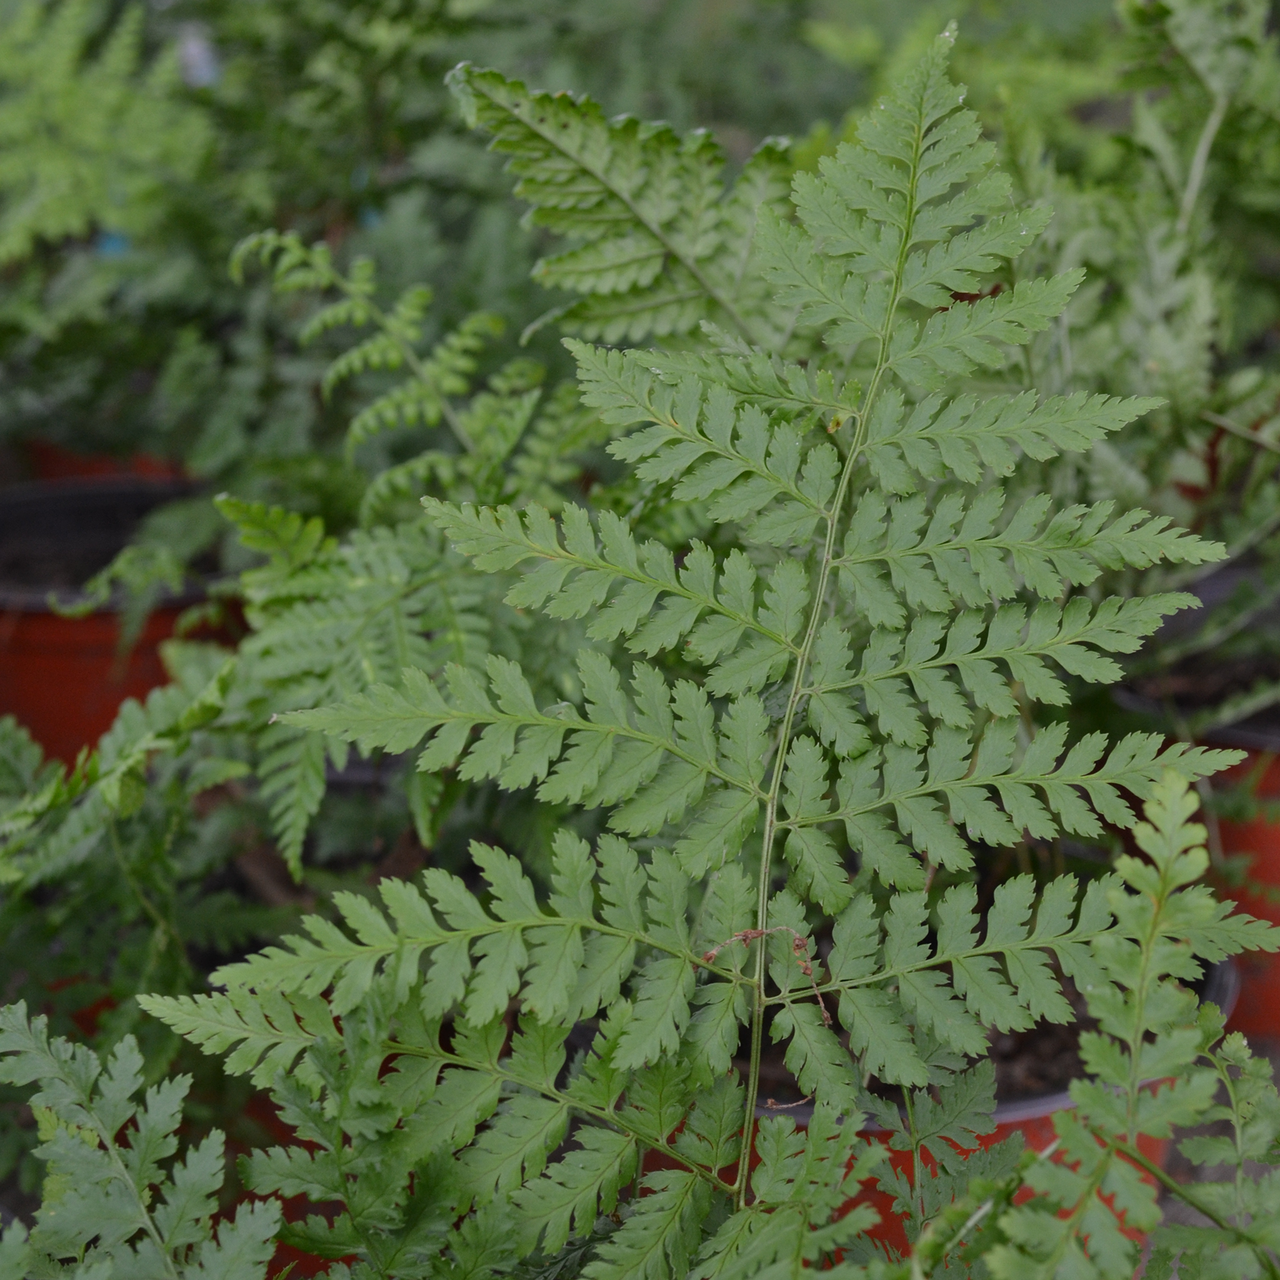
[0,603,184,763]
[1214,753,1280,1038]
[26,439,184,483]
[0,478,195,763]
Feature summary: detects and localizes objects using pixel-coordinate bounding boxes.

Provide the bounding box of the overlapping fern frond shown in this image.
[205,236,614,870]
[193,32,1261,1273]
[0,1005,278,1278]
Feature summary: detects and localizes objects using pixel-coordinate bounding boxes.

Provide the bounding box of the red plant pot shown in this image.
[1213,752,1280,1037]
[26,439,184,483]
[0,479,195,762]
[850,1092,1171,1257]
[0,604,186,763]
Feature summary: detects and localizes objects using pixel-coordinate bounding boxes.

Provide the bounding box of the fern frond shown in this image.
[581,1170,710,1280]
[514,1128,638,1255]
[215,495,332,598]
[861,389,1165,494]
[988,772,1280,1278]
[642,343,860,423]
[505,380,614,509]
[575,351,838,548]
[255,725,330,880]
[446,65,790,346]
[147,832,737,1064]
[810,593,1196,748]
[344,311,503,450]
[136,986,335,1090]
[429,499,805,681]
[813,722,1231,886]
[838,491,1220,628]
[290,654,769,851]
[125,35,1280,1280]
[0,1005,278,1277]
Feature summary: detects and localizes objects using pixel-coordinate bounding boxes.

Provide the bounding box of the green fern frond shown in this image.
[255,725,330,880]
[113,32,1280,1280]
[344,311,504,451]
[986,771,1280,1278]
[0,1005,278,1277]
[838,491,1219,628]
[446,65,791,346]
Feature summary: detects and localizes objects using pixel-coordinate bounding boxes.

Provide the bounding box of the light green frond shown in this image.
[345,311,503,450]
[290,653,766,840]
[446,65,789,346]
[860,390,1164,496]
[816,722,1236,888]
[838,491,1221,628]
[429,499,804,684]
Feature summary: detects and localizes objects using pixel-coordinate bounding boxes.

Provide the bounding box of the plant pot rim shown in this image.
[0,476,201,614]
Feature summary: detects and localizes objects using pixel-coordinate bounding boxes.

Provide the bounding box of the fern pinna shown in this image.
[121,32,1276,1279]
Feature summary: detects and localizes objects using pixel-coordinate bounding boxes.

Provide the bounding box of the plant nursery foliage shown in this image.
[9,20,1280,1280]
[4,773,1276,1277]
[60,33,1271,1278]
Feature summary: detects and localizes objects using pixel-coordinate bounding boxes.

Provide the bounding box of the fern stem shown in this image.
[901,1089,927,1229]
[734,411,875,1201]
[734,87,930,1207]
[1125,828,1172,1143]
[1218,1049,1249,1229]
[89,1104,184,1279]
[1176,92,1229,241]
[1098,1131,1280,1280]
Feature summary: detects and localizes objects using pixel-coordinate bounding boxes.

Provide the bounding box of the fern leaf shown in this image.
[862,389,1166,496]
[137,988,334,1090]
[0,1006,278,1277]
[513,1127,638,1255]
[345,311,502,449]
[430,499,802,682]
[574,351,837,548]
[290,653,765,840]
[581,1169,710,1280]
[458,1094,570,1204]
[614,956,695,1071]
[838,491,1220,627]
[447,66,788,346]
[255,725,329,880]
